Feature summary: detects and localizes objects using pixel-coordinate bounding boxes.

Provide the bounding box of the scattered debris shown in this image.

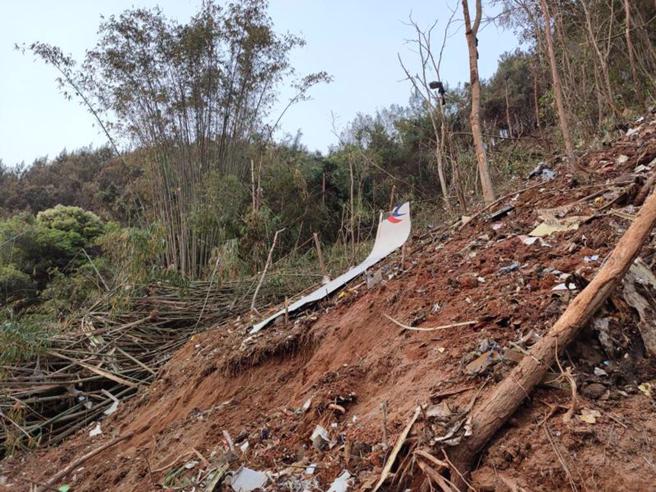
[88,423,102,438]
[578,408,602,424]
[638,383,653,398]
[310,425,330,450]
[327,470,352,492]
[300,397,313,413]
[486,205,514,221]
[529,216,586,237]
[230,467,268,492]
[622,259,656,356]
[552,283,578,291]
[366,269,383,289]
[528,162,557,181]
[499,261,520,274]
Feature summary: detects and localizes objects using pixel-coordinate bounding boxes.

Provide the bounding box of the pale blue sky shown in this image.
[0,1,518,166]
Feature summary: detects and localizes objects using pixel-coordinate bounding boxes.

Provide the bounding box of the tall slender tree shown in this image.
[539,0,582,174]
[461,0,495,204]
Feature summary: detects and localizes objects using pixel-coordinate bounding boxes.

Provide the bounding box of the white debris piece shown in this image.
[552,283,578,291]
[310,425,330,450]
[230,467,268,492]
[89,423,102,437]
[301,397,312,413]
[327,470,352,492]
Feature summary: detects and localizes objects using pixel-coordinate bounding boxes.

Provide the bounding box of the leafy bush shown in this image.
[0,265,34,303]
[0,206,107,306]
[36,204,105,244]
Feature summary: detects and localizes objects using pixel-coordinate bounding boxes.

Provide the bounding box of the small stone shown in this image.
[582,383,607,399]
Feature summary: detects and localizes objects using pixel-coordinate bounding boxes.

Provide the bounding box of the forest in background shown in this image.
[1,0,656,365]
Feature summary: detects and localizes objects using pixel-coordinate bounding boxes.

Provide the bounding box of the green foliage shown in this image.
[0,206,107,307]
[98,223,168,286]
[36,204,105,245]
[0,318,50,365]
[0,264,34,303]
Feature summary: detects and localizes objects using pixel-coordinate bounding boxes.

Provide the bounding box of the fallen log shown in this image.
[447,183,656,481]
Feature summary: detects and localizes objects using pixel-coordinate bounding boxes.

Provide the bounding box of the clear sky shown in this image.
[0,0,518,166]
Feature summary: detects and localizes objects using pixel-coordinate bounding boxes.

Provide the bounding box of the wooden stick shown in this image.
[313,232,329,281]
[48,351,139,388]
[384,314,477,332]
[39,432,134,490]
[372,406,421,492]
[448,181,656,479]
[251,228,285,313]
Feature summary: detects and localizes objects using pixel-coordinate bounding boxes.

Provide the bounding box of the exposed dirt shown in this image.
[3,117,656,491]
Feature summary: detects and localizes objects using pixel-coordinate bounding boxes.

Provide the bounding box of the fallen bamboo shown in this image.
[384,314,478,332]
[38,432,134,491]
[251,228,285,313]
[447,182,656,480]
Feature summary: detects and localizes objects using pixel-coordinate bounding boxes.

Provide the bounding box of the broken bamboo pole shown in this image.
[313,232,329,283]
[38,432,134,491]
[448,183,656,479]
[251,228,285,314]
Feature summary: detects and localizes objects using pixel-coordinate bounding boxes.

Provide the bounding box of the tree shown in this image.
[27,0,329,278]
[461,0,496,204]
[398,13,461,211]
[538,0,579,171]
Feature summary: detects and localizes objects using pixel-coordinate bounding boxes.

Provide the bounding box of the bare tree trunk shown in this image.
[580,0,619,117]
[448,181,656,484]
[436,145,450,210]
[539,0,582,174]
[461,0,495,205]
[624,0,639,91]
[349,157,356,263]
[504,78,513,137]
[532,62,541,129]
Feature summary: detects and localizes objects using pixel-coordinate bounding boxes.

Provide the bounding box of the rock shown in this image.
[582,383,607,399]
[458,275,479,289]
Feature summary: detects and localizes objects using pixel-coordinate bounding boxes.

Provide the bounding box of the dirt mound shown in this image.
[3,117,656,491]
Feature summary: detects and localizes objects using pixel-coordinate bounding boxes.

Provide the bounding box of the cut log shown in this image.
[448,183,656,478]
